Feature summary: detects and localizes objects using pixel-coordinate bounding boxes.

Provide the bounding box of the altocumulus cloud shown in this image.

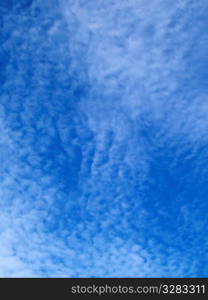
[0,0,208,277]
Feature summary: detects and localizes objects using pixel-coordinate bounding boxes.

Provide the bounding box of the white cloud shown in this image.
[0,0,207,277]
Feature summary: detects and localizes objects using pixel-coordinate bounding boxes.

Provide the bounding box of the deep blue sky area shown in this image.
[0,0,208,277]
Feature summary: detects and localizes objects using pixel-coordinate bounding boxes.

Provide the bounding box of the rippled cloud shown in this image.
[0,0,208,277]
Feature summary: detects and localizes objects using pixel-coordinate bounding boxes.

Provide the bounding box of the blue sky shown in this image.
[0,0,208,277]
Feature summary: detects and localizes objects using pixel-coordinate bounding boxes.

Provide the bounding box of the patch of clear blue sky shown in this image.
[0,0,208,277]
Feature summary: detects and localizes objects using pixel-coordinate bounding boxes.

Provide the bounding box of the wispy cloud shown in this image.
[0,0,208,277]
